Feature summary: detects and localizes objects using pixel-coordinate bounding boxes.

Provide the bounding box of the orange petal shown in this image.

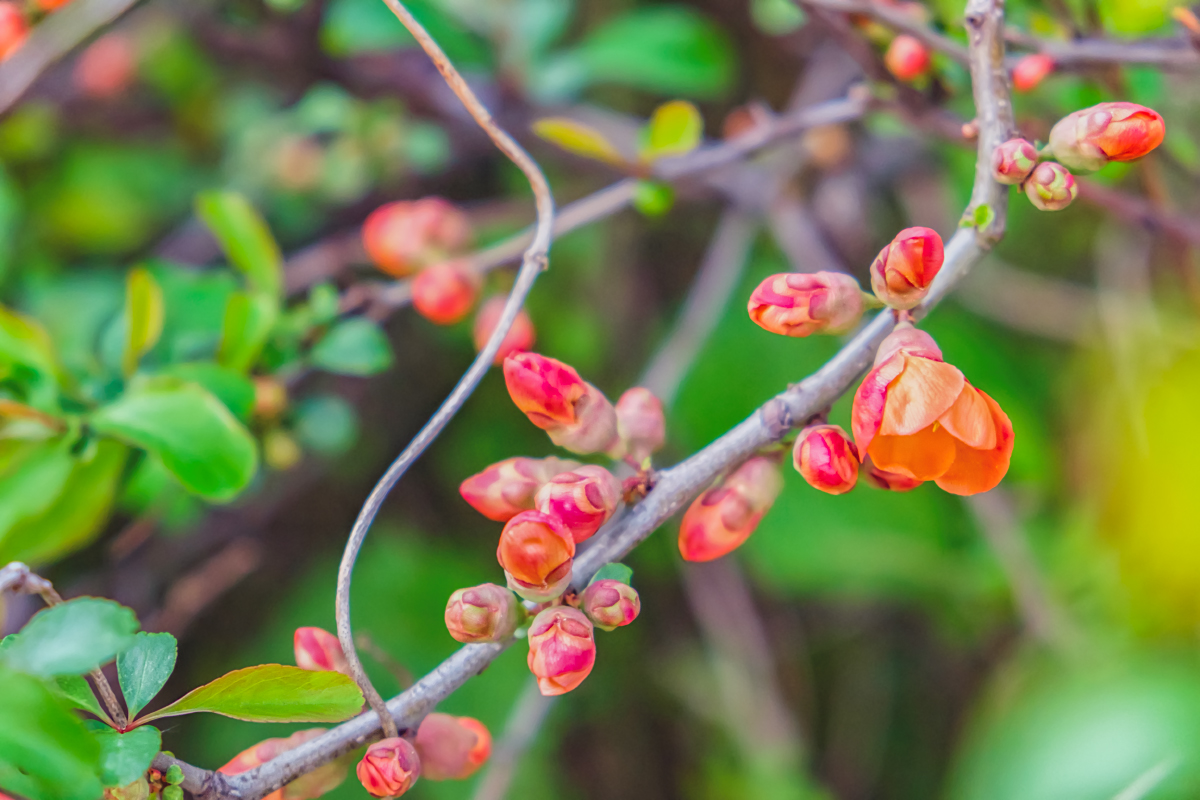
[938,384,996,450]
[867,423,957,481]
[934,389,1014,495]
[879,356,964,437]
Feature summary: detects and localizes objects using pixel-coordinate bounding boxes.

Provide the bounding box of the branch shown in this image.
[468,678,555,800]
[798,0,970,64]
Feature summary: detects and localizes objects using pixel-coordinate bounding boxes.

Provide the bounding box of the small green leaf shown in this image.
[53,675,109,721]
[633,180,675,217]
[156,362,256,422]
[88,722,161,787]
[117,632,177,720]
[310,318,393,376]
[218,291,279,374]
[195,191,283,299]
[90,383,258,502]
[137,664,364,724]
[164,764,184,785]
[589,562,634,586]
[639,100,703,162]
[974,203,995,229]
[163,785,183,800]
[1,598,138,677]
[123,267,164,377]
[532,118,627,166]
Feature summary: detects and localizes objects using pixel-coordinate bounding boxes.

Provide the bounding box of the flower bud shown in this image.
[884,35,930,82]
[534,465,621,543]
[793,424,859,495]
[444,583,522,643]
[581,579,641,631]
[0,3,27,60]
[1011,53,1055,92]
[74,33,136,98]
[474,296,535,364]
[357,738,420,798]
[527,607,596,696]
[870,226,944,310]
[1048,102,1165,172]
[253,376,288,420]
[220,729,347,800]
[497,510,575,602]
[678,456,783,562]
[412,261,479,325]
[615,387,666,463]
[459,456,580,522]
[991,138,1038,185]
[503,352,620,455]
[1023,162,1077,211]
[414,713,492,780]
[293,627,351,676]
[862,457,924,492]
[362,198,471,278]
[747,271,865,337]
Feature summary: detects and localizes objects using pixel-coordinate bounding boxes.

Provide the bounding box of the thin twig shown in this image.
[798,0,970,64]
[332,0,555,742]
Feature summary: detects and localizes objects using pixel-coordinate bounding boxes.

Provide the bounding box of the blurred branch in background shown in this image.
[470,679,556,800]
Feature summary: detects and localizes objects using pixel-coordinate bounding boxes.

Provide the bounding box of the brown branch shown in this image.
[798,0,970,64]
[1076,179,1200,247]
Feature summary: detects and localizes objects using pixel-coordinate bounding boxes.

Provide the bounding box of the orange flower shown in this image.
[473,296,535,364]
[870,227,944,310]
[497,510,575,601]
[678,456,783,562]
[527,607,596,696]
[503,352,619,454]
[747,271,864,337]
[414,713,492,781]
[1048,102,1165,172]
[412,261,479,325]
[1011,54,1055,92]
[220,729,347,800]
[884,35,930,81]
[534,465,621,543]
[356,738,420,798]
[459,455,578,522]
[362,198,471,277]
[793,424,859,495]
[851,325,1014,496]
[862,457,924,492]
[293,627,350,676]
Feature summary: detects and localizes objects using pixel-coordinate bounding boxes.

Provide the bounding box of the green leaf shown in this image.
[294,394,359,456]
[310,318,394,376]
[532,118,627,166]
[123,267,165,377]
[88,723,161,788]
[117,632,177,720]
[137,664,364,724]
[195,191,283,299]
[218,291,279,374]
[588,562,633,586]
[1,598,138,677]
[974,203,995,229]
[319,0,490,66]
[90,383,258,502]
[639,100,703,162]
[0,665,103,800]
[156,362,256,422]
[0,305,60,409]
[53,675,109,721]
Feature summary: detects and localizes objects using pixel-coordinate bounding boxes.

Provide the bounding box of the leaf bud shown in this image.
[293,627,351,676]
[1011,53,1055,92]
[503,352,619,455]
[884,35,930,81]
[534,465,622,543]
[414,713,492,780]
[473,296,536,364]
[581,579,641,631]
[678,456,783,562]
[1048,102,1165,172]
[991,138,1039,185]
[444,583,522,643]
[870,226,944,310]
[356,737,421,798]
[412,261,480,325]
[459,455,580,522]
[793,424,859,495]
[747,271,864,337]
[615,387,666,463]
[1023,162,1077,211]
[362,198,471,278]
[527,606,596,696]
[497,510,576,602]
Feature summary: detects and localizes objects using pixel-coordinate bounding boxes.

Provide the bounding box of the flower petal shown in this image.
[867,422,957,481]
[938,384,996,450]
[851,354,905,454]
[879,356,964,437]
[934,389,1014,495]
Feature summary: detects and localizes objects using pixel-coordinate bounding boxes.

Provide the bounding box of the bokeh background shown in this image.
[4,0,1200,797]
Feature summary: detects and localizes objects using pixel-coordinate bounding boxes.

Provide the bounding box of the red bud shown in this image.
[581,579,641,631]
[473,296,536,364]
[527,606,596,696]
[793,424,859,495]
[1011,53,1055,92]
[362,198,471,277]
[534,465,621,543]
[747,271,865,337]
[884,35,930,82]
[459,456,580,522]
[1023,162,1077,211]
[678,456,783,562]
[414,713,492,780]
[870,226,944,310]
[615,387,666,463]
[503,352,619,455]
[497,510,575,602]
[991,138,1039,185]
[412,261,479,325]
[1048,102,1165,172]
[293,627,351,676]
[357,738,420,798]
[444,583,522,643]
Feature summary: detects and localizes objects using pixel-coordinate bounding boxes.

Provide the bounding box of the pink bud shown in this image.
[527,607,596,696]
[0,3,26,60]
[991,138,1039,185]
[459,456,580,522]
[414,714,492,781]
[293,627,350,676]
[503,352,619,455]
[220,729,347,799]
[1011,53,1055,92]
[793,424,859,495]
[1048,102,1164,172]
[872,322,943,367]
[678,456,783,562]
[474,296,536,364]
[412,261,479,325]
[445,583,523,643]
[1023,162,1077,211]
[74,33,136,98]
[362,198,471,278]
[497,510,575,602]
[615,387,666,463]
[870,227,944,310]
[356,738,420,798]
[884,35,930,82]
[747,271,865,337]
[534,465,621,543]
[581,579,641,631]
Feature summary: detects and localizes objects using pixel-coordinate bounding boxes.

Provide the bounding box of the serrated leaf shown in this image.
[532,118,627,166]
[639,100,703,162]
[589,562,633,586]
[137,664,364,724]
[1,598,138,677]
[90,383,257,502]
[88,723,161,787]
[310,318,393,376]
[123,267,164,377]
[195,192,283,299]
[218,291,279,374]
[117,632,177,720]
[53,675,109,721]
